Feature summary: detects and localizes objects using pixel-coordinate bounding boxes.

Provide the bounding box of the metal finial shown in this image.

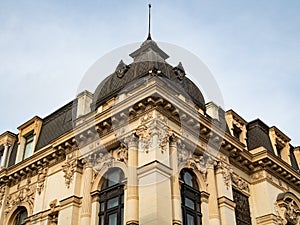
[147,4,152,40]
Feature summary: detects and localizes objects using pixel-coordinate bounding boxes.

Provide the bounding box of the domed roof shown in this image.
[93,39,205,110]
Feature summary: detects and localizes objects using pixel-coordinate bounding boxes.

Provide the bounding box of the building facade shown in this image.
[0,36,300,225]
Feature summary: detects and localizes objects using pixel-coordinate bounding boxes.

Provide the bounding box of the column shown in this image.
[0,143,10,168]
[207,158,221,225]
[126,135,139,225]
[169,136,181,225]
[80,163,94,225]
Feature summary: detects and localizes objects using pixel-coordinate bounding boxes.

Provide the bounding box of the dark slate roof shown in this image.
[290,145,299,171]
[246,119,274,153]
[35,101,75,150]
[93,39,206,111]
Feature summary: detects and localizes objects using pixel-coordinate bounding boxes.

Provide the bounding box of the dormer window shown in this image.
[232,124,242,140]
[16,116,42,163]
[269,126,291,164]
[225,110,247,146]
[23,133,34,160]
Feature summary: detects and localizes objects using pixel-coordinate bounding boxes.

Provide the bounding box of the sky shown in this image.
[0,1,299,145]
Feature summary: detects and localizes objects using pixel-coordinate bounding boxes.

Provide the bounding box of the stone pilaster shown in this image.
[169,136,181,225]
[80,162,94,225]
[125,134,139,225]
[207,158,221,225]
[215,157,236,225]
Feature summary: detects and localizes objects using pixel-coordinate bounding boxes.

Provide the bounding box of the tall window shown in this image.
[232,188,251,225]
[14,207,28,225]
[99,168,125,225]
[180,169,202,225]
[0,144,4,166]
[23,133,34,160]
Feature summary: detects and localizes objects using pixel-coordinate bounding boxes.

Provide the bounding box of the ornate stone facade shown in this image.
[0,34,299,225]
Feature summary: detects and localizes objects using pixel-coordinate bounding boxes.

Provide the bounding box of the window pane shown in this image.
[185,197,195,209]
[24,139,33,159]
[16,209,28,225]
[187,214,195,225]
[108,213,117,225]
[183,172,193,187]
[107,197,119,209]
[108,170,122,186]
[100,202,105,212]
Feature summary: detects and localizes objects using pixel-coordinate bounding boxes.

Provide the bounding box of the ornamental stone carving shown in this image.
[274,202,285,225]
[62,155,78,189]
[231,173,249,192]
[116,142,128,163]
[49,199,59,225]
[285,201,299,224]
[85,151,115,172]
[136,125,151,153]
[185,154,208,183]
[4,177,35,214]
[177,143,191,164]
[136,114,172,153]
[217,157,232,190]
[275,192,300,225]
[140,111,153,123]
[115,60,129,78]
[37,167,48,195]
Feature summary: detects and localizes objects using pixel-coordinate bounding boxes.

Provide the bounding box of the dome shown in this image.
[93,39,205,111]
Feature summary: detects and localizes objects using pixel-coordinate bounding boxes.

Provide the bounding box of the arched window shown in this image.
[180,169,202,225]
[99,168,125,225]
[14,206,28,225]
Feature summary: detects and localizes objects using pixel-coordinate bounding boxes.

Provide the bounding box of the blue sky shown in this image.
[0,1,299,145]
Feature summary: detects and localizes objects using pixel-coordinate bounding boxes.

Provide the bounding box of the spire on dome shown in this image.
[147,3,152,40]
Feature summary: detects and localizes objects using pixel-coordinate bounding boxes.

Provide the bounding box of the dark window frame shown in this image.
[98,168,124,225]
[180,169,202,225]
[232,188,252,225]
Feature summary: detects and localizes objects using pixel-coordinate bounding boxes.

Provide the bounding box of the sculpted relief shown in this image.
[275,192,300,225]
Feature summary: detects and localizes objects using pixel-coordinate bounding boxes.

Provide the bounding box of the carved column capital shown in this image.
[124,134,138,148]
[206,157,217,170]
